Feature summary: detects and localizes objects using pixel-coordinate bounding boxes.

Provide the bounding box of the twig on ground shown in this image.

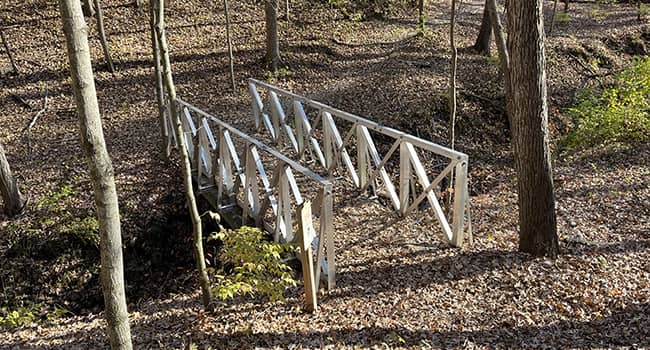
[22,86,48,153]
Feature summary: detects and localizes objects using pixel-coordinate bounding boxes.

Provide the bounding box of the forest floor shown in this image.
[1,0,649,349]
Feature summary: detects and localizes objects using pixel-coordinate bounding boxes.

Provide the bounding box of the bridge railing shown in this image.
[171,98,337,292]
[248,79,472,247]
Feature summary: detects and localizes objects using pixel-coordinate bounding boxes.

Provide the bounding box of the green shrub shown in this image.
[565,56,650,149]
[56,216,100,251]
[0,303,71,329]
[0,306,37,329]
[210,226,296,302]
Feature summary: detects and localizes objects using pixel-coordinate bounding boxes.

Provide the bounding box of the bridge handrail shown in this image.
[175,98,333,189]
[248,78,468,162]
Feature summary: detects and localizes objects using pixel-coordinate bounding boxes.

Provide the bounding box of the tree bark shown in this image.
[58,0,133,348]
[265,0,280,72]
[472,0,492,55]
[224,0,236,91]
[446,0,458,209]
[149,0,169,159]
[1,30,19,75]
[507,0,559,257]
[487,0,511,124]
[449,0,458,152]
[0,143,25,217]
[154,0,213,308]
[549,0,559,35]
[418,0,426,33]
[82,0,95,17]
[93,0,115,73]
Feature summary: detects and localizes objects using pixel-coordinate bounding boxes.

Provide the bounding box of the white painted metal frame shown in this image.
[172,98,337,291]
[248,79,472,247]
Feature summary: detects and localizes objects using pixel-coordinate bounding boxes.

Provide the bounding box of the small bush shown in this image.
[56,216,100,251]
[565,56,650,149]
[210,227,296,302]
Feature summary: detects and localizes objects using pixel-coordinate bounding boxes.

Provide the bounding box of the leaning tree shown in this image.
[0,142,25,217]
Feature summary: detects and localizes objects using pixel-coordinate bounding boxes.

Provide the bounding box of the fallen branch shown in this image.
[459,89,505,112]
[11,94,33,110]
[22,86,48,154]
[22,86,48,134]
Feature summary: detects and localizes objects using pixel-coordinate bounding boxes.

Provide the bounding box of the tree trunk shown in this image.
[549,0,559,35]
[563,0,569,13]
[58,0,133,348]
[449,0,458,152]
[487,0,511,125]
[154,0,213,308]
[507,0,559,257]
[224,0,236,91]
[0,143,25,217]
[446,0,458,209]
[265,0,280,72]
[82,0,95,17]
[1,30,19,75]
[149,0,168,158]
[93,0,115,73]
[472,0,492,55]
[418,0,426,33]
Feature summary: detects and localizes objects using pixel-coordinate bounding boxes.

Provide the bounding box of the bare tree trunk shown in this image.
[418,0,426,33]
[487,0,511,124]
[149,0,168,159]
[449,0,458,152]
[445,0,458,210]
[472,0,492,55]
[224,0,236,91]
[93,0,115,73]
[265,0,280,72]
[135,0,143,8]
[58,0,133,348]
[82,0,95,17]
[549,0,559,35]
[285,0,290,29]
[154,0,213,308]
[0,143,25,217]
[563,0,569,13]
[507,0,559,257]
[0,30,19,75]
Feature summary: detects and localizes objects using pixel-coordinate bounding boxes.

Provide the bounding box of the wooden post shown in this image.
[399,142,410,216]
[298,201,317,312]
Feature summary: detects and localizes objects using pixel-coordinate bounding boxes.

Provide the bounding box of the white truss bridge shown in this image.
[165,80,472,310]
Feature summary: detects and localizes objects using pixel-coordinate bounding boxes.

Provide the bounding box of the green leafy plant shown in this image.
[0,306,37,328]
[554,11,571,23]
[56,216,100,251]
[565,56,650,149]
[210,227,296,302]
[37,182,76,212]
[0,303,71,329]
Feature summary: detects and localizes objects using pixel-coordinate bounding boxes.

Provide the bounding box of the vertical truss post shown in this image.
[399,141,410,216]
[451,158,468,247]
[357,125,368,190]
